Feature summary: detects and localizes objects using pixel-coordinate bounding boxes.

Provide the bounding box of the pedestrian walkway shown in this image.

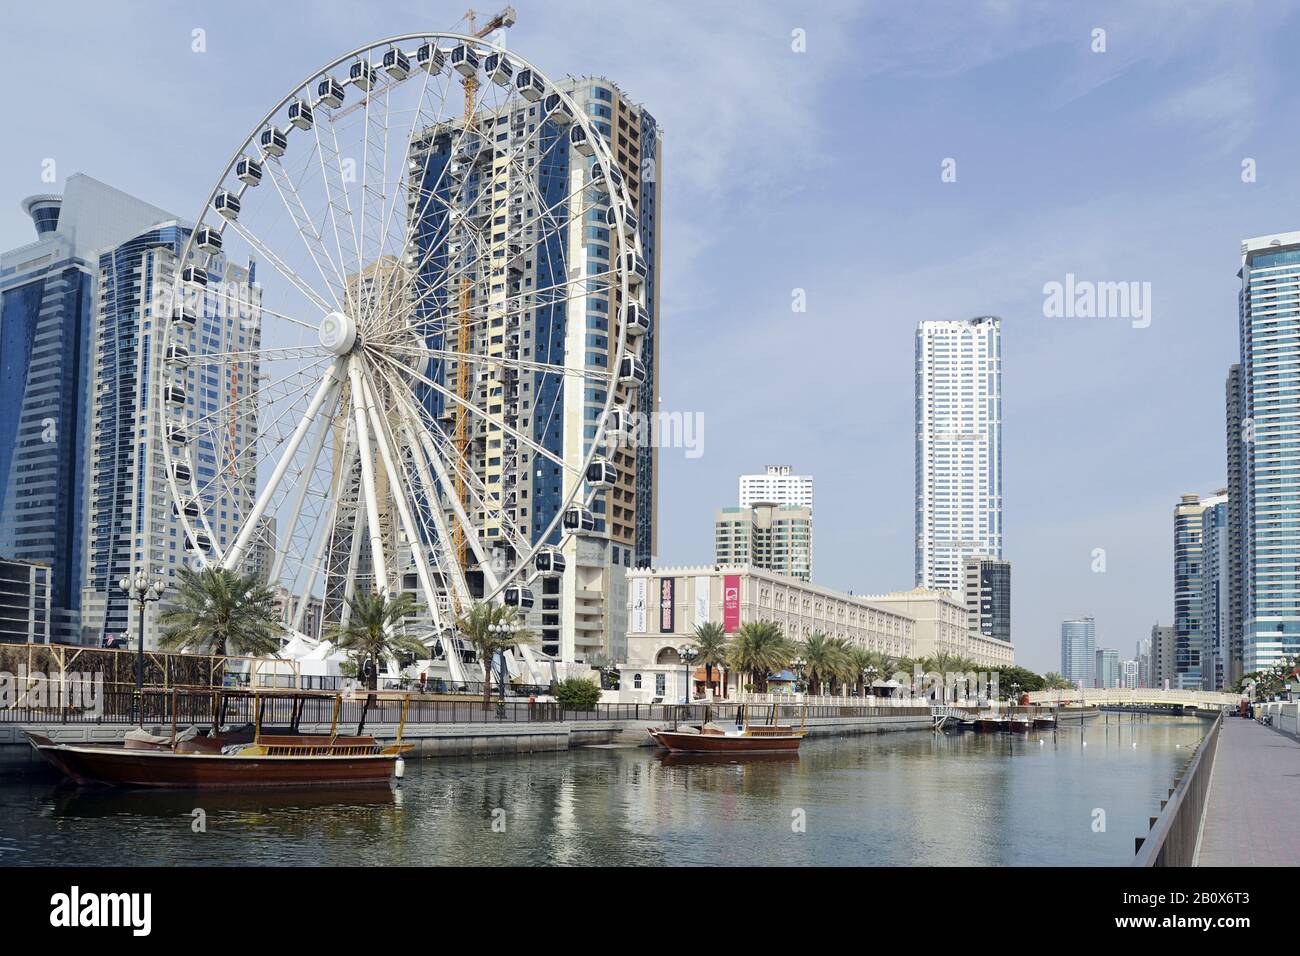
[1197,717,1300,866]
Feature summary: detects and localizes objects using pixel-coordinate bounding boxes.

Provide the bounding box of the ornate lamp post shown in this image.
[488,619,521,717]
[792,656,806,696]
[865,664,879,699]
[679,644,698,706]
[118,571,166,722]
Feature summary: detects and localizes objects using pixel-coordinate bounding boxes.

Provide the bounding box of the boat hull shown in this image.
[649,729,803,754]
[24,732,398,789]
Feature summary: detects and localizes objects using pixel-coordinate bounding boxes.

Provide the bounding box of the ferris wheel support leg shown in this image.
[359,371,466,685]
[223,359,344,572]
[347,357,391,597]
[268,377,342,586]
[384,402,475,684]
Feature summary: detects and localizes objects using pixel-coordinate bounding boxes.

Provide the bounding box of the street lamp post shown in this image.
[118,571,166,723]
[865,665,879,700]
[679,644,698,710]
[792,656,806,696]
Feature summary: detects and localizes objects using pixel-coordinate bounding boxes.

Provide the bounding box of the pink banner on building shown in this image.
[723,575,741,632]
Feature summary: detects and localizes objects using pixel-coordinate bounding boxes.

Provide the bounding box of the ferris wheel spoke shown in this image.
[368,348,580,477]
[223,359,344,569]
[263,152,349,312]
[346,358,392,596]
[184,355,333,435]
[292,418,356,631]
[438,437,532,562]
[267,377,342,585]
[371,62,450,307]
[375,340,612,382]
[369,358,475,611]
[384,261,621,345]
[188,344,327,364]
[306,109,362,305]
[395,382,502,594]
[355,82,390,331]
[391,146,588,324]
[223,216,336,319]
[370,68,519,330]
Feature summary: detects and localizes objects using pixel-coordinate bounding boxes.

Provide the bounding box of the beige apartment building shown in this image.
[863,587,1014,668]
[715,503,812,582]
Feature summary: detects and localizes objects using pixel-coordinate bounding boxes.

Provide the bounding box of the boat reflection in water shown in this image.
[45,782,398,820]
[656,750,800,768]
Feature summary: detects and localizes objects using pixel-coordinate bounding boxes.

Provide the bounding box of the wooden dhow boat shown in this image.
[24,689,414,789]
[648,702,807,754]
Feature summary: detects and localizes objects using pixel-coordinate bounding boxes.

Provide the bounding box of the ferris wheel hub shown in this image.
[319,311,358,355]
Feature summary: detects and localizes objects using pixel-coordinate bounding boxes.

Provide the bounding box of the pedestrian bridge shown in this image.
[1024,688,1242,709]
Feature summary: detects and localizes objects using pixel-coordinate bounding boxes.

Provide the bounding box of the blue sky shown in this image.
[3,0,1296,672]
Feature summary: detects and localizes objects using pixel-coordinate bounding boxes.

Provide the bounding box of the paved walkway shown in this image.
[1197,718,1300,866]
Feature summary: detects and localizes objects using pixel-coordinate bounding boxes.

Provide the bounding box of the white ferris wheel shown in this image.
[158,33,647,676]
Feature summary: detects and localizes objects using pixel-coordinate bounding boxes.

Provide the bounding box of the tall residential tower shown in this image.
[1235,233,1300,675]
[407,76,660,664]
[915,316,1003,596]
[0,175,175,643]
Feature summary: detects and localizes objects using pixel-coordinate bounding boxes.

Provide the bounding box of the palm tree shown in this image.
[693,622,729,698]
[157,566,284,657]
[1042,672,1075,691]
[323,591,428,690]
[846,646,875,696]
[454,602,536,706]
[727,621,793,694]
[800,632,848,695]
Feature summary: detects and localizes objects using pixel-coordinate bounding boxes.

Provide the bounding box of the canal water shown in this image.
[0,715,1206,866]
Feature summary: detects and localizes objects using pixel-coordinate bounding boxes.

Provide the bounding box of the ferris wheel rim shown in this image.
[160,31,648,619]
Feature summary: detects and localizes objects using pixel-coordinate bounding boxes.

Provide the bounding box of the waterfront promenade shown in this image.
[1197,718,1300,866]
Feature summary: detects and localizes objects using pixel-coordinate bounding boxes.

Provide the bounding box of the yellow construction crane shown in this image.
[453,7,516,576]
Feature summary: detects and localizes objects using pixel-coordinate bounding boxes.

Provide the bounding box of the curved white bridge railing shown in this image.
[1025,688,1242,708]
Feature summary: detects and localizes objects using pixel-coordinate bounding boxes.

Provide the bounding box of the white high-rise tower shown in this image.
[915,316,1003,595]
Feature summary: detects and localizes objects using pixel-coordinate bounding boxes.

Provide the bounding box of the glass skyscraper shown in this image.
[1237,232,1300,675]
[1199,492,1229,690]
[915,316,1003,595]
[81,224,259,647]
[0,175,174,643]
[1060,616,1096,688]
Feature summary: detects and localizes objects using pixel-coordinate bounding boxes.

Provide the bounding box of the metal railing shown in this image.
[1132,712,1223,867]
[0,687,933,727]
